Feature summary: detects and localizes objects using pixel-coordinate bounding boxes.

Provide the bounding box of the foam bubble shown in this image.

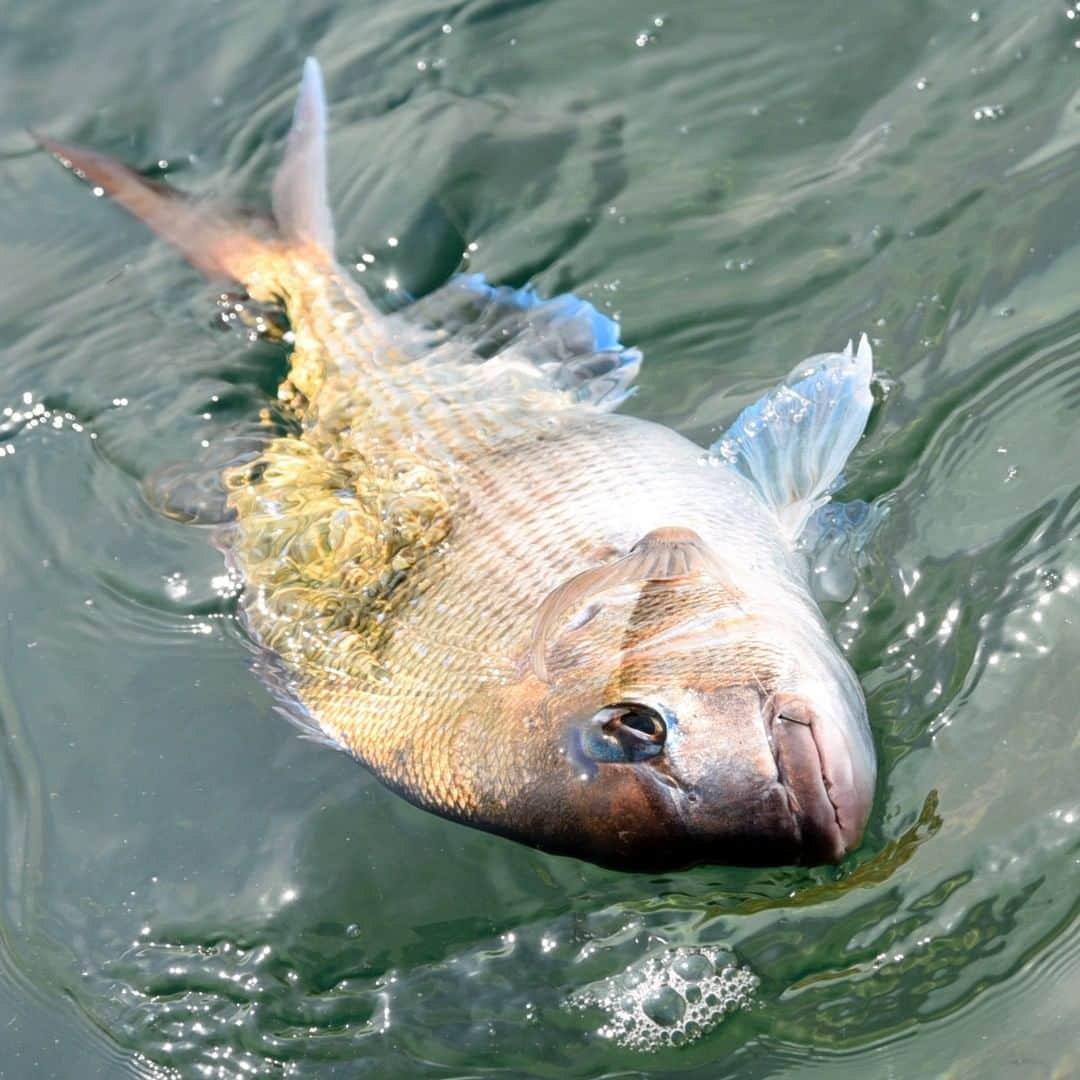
[567,945,758,1051]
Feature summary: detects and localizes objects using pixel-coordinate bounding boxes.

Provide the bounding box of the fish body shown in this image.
[40,60,876,869]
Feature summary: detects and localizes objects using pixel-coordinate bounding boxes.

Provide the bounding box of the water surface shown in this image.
[1,0,1078,1076]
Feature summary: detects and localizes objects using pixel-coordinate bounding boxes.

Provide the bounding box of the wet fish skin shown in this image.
[38,59,876,870]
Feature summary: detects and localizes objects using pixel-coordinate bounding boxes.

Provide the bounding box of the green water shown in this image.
[2,0,1078,1075]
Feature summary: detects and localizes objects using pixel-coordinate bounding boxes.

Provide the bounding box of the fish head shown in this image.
[514,550,875,871]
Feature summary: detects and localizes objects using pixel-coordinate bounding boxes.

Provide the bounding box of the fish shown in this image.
[37,58,877,871]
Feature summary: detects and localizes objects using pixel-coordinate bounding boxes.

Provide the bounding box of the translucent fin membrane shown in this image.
[713,336,874,543]
[397,272,641,410]
[530,528,725,681]
[271,57,334,254]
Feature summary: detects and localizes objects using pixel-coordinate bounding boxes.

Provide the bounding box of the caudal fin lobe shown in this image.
[34,57,335,286]
[272,57,335,253]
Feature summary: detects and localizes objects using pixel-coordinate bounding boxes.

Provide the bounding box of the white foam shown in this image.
[567,945,758,1051]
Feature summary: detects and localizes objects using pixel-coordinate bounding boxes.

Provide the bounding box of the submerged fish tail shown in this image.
[34,58,335,304]
[36,59,392,414]
[33,140,300,298]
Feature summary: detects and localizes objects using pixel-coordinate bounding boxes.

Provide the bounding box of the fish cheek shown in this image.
[509,716,682,866]
[558,762,685,866]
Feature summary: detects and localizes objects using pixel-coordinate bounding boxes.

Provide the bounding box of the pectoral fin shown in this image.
[713,336,874,543]
[396,272,642,409]
[530,528,723,681]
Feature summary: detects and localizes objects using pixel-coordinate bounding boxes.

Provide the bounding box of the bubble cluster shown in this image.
[568,946,758,1051]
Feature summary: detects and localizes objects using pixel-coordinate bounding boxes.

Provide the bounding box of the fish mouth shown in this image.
[767,698,857,863]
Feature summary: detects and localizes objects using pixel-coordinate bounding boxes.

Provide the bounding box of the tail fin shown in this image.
[272,57,334,253]
[34,57,335,285]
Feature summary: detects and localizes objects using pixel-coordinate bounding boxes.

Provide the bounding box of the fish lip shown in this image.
[768,701,849,863]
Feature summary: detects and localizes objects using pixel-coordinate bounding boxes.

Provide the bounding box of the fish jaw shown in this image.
[770,692,875,860]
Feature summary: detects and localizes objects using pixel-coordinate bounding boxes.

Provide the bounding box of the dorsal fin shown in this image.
[530,528,724,682]
[271,57,335,254]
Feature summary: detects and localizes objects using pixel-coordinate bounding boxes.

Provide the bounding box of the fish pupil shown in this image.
[601,704,666,760]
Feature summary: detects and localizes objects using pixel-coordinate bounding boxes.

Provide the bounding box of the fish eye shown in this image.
[581,703,667,763]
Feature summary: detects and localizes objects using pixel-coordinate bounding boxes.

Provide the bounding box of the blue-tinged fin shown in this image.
[271,57,335,255]
[713,335,874,543]
[400,272,641,409]
[801,498,886,602]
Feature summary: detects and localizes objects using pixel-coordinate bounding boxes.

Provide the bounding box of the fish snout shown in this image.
[561,687,873,869]
[767,694,874,862]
